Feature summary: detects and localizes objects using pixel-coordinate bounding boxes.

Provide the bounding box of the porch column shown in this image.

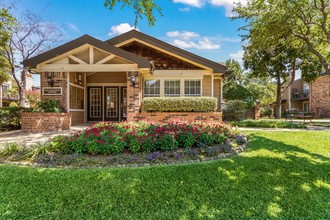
[127,71,142,121]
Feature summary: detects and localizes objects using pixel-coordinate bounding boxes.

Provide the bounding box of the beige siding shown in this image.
[71,111,84,125]
[87,72,126,83]
[291,100,303,110]
[202,75,212,97]
[213,79,220,112]
[69,72,85,86]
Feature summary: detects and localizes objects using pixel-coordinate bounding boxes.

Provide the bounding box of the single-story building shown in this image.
[23,30,230,125]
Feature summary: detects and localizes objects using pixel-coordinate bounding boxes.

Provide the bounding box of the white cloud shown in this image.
[229,50,244,63]
[173,0,247,17]
[173,0,205,8]
[65,23,80,34]
[166,31,200,40]
[108,23,137,36]
[179,7,191,12]
[167,30,220,50]
[171,37,220,50]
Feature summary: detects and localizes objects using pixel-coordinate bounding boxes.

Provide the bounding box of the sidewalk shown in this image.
[0,124,89,147]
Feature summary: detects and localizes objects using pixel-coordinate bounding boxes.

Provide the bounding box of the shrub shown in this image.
[0,107,23,130]
[33,99,63,113]
[223,100,247,121]
[142,97,217,112]
[51,121,233,155]
[0,143,21,157]
[260,107,272,118]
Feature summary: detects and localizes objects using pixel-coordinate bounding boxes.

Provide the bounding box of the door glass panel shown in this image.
[122,88,127,118]
[89,88,101,118]
[106,88,118,118]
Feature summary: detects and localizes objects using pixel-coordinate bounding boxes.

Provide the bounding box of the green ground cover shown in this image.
[229,119,307,128]
[0,131,329,219]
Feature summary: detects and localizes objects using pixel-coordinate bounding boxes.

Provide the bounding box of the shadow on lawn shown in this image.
[0,133,329,219]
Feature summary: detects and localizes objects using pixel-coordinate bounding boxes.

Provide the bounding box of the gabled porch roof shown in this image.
[23,34,150,69]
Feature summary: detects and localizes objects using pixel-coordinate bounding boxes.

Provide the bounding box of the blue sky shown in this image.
[12,0,247,85]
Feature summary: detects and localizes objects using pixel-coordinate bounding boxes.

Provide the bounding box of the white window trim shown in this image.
[184,79,202,97]
[164,79,181,97]
[143,78,203,97]
[69,83,85,110]
[144,79,161,97]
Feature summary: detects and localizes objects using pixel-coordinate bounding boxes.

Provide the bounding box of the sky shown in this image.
[10,0,248,85]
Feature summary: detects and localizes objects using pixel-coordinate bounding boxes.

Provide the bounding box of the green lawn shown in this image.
[0,131,329,219]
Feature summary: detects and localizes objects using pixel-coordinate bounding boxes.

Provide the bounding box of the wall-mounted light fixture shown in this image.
[46,72,54,87]
[128,71,138,87]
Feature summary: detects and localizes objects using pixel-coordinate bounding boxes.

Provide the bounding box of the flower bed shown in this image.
[0,121,247,167]
[52,121,234,155]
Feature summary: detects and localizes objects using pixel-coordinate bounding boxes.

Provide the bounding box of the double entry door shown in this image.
[87,86,127,122]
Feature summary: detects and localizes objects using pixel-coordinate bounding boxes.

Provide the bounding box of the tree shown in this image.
[243,41,302,118]
[234,0,325,118]
[3,11,62,107]
[104,0,162,27]
[223,59,276,107]
[224,59,244,85]
[0,7,15,107]
[234,0,330,74]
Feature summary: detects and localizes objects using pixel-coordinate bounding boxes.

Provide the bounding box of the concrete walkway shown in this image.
[0,124,89,147]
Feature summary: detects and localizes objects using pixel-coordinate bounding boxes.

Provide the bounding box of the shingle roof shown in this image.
[106,30,229,74]
[23,34,150,68]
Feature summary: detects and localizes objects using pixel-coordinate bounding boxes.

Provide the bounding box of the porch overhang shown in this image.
[37,64,139,72]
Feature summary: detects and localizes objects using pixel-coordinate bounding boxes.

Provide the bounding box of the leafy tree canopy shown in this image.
[104,0,162,27]
[234,0,330,75]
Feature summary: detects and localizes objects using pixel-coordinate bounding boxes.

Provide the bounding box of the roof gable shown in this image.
[119,40,204,70]
[23,34,150,68]
[106,30,228,74]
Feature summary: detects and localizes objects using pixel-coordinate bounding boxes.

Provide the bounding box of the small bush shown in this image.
[0,143,21,157]
[0,107,24,130]
[260,107,272,118]
[33,99,63,113]
[223,100,247,121]
[24,142,53,159]
[142,97,217,112]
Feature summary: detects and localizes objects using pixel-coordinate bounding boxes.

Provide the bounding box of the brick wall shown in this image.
[41,72,68,112]
[311,75,330,118]
[21,112,71,132]
[130,112,222,123]
[127,72,142,121]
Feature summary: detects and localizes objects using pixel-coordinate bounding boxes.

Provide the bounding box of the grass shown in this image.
[0,131,329,219]
[229,119,307,128]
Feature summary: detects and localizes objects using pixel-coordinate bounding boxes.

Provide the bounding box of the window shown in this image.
[2,85,9,96]
[304,84,310,95]
[184,80,201,96]
[165,80,180,96]
[303,102,310,112]
[144,80,160,97]
[70,86,84,109]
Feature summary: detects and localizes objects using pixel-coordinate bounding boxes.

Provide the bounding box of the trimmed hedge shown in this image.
[142,97,217,112]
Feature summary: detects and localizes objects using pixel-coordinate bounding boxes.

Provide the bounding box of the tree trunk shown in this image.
[19,68,27,107]
[0,85,2,107]
[275,73,282,119]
